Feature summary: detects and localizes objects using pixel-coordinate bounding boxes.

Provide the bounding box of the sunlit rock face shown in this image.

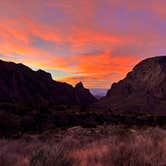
[0,60,96,106]
[97,56,166,115]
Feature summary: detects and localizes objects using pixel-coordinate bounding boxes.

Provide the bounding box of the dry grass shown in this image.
[1,126,166,166]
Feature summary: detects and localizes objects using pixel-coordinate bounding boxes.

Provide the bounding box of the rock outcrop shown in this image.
[75,82,97,106]
[96,56,166,115]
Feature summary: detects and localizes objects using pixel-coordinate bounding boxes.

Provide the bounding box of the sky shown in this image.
[0,0,165,89]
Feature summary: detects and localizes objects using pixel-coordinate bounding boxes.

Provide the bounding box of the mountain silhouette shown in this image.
[96,56,166,115]
[2,56,166,137]
[75,82,98,105]
[0,59,97,106]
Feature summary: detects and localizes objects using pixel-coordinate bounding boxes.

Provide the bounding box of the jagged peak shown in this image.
[75,82,84,88]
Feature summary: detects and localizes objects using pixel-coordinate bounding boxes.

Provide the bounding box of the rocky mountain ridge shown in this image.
[0,59,97,106]
[97,56,166,115]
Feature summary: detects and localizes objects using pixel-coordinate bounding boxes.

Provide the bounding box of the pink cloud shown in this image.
[0,0,165,87]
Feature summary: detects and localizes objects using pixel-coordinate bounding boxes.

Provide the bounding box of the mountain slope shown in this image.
[0,59,97,106]
[75,82,97,105]
[96,56,166,115]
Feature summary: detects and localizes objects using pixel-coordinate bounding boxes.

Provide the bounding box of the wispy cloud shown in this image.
[0,0,165,88]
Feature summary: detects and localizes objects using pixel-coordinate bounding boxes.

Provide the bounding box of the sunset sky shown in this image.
[0,0,165,89]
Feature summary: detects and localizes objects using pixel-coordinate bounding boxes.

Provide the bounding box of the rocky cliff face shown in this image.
[97,56,166,115]
[0,60,97,106]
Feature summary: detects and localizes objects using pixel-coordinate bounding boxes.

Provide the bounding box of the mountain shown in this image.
[0,60,98,137]
[90,88,108,99]
[0,59,97,106]
[75,82,98,105]
[96,56,166,115]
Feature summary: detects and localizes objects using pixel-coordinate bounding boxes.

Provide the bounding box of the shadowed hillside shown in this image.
[0,59,97,106]
[95,56,166,115]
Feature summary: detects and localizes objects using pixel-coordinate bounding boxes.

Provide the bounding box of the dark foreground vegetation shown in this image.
[1,125,166,166]
[1,103,166,138]
[1,103,166,166]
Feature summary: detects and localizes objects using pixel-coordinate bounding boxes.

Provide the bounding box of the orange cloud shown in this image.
[70,53,139,74]
[60,53,140,88]
[0,0,165,88]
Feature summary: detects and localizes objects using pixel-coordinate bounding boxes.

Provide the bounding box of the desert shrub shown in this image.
[104,133,166,166]
[109,125,131,137]
[30,149,72,166]
[69,127,166,166]
[0,103,16,111]
[0,140,30,166]
[52,105,67,111]
[21,115,36,132]
[30,139,74,166]
[80,105,87,112]
[1,126,166,166]
[0,111,21,137]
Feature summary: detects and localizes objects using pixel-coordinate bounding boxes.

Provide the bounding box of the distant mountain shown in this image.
[0,60,97,106]
[96,56,166,115]
[90,88,108,99]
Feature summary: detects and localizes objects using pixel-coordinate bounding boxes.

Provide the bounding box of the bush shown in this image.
[1,126,166,166]
[30,141,73,166]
